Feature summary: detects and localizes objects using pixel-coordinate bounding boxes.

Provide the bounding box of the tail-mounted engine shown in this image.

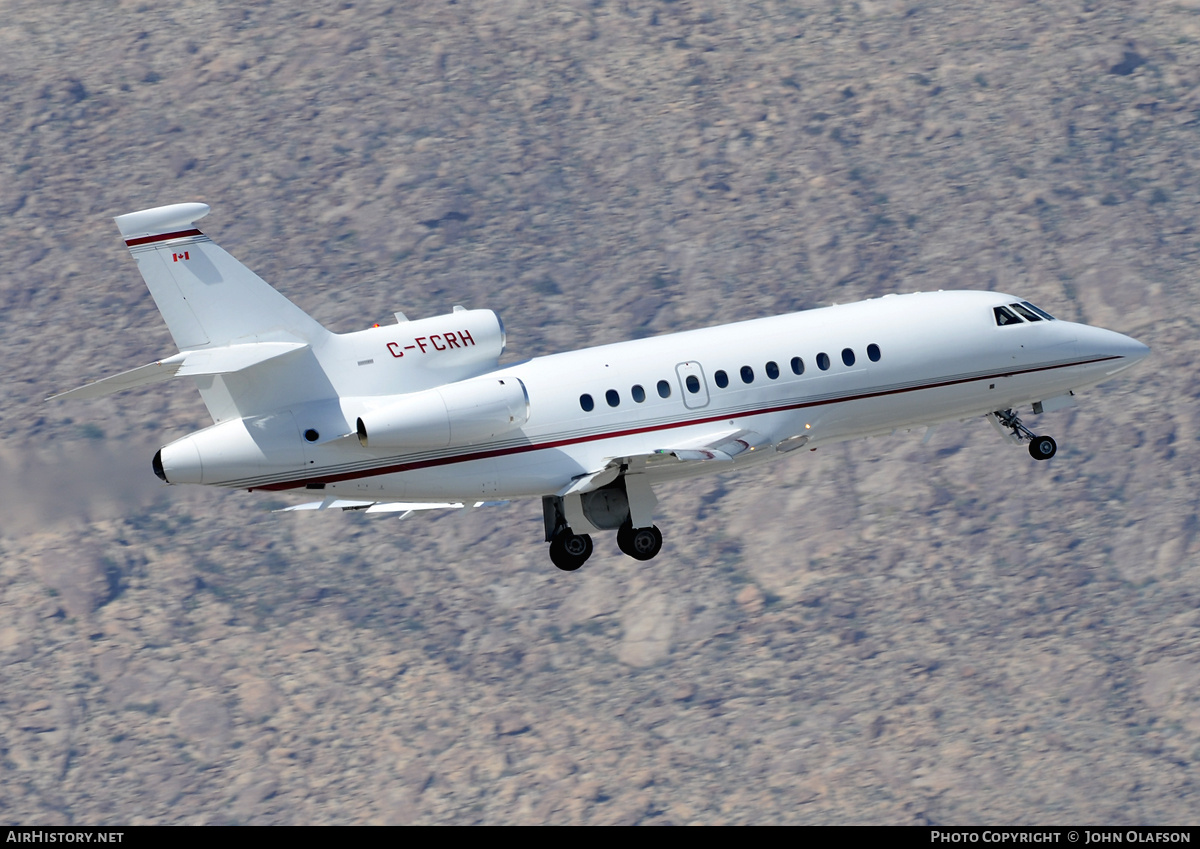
[154,410,308,486]
[354,376,530,450]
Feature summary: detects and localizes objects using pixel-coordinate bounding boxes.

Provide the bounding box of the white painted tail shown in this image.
[115,203,328,350]
[114,203,333,422]
[73,203,504,425]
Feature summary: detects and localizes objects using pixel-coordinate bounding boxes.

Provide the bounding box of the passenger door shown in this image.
[675,361,710,409]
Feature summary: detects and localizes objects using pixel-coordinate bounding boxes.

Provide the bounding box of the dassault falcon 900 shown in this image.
[51,203,1149,571]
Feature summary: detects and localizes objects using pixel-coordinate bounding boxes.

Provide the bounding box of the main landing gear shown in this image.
[548,529,593,572]
[617,522,663,561]
[993,408,1058,461]
[542,493,664,572]
[546,524,664,571]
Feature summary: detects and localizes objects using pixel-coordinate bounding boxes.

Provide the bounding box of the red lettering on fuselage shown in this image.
[385,330,476,359]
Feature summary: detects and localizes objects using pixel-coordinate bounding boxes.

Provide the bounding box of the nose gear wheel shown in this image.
[994,408,1057,461]
[1029,435,1057,460]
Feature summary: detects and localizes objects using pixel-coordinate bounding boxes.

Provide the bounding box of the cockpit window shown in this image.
[994,305,1023,326]
[1021,301,1056,321]
[1010,303,1043,322]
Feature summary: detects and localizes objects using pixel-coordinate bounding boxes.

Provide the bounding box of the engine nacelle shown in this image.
[154,412,306,485]
[356,376,529,450]
[378,309,507,376]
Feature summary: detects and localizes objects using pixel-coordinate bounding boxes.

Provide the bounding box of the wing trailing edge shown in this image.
[558,428,770,496]
[274,499,509,520]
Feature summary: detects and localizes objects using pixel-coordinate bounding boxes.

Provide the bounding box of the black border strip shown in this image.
[124,228,205,247]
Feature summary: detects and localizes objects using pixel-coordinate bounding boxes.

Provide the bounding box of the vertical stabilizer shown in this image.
[115,203,328,350]
[115,203,334,423]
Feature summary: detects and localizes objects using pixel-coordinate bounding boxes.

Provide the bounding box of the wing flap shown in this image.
[558,465,622,497]
[273,498,376,512]
[657,428,769,461]
[559,429,769,496]
[655,447,734,462]
[275,499,509,518]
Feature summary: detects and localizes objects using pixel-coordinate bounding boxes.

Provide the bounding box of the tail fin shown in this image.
[115,203,328,349]
[115,203,333,423]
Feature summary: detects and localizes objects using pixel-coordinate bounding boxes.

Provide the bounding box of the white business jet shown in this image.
[51,203,1149,571]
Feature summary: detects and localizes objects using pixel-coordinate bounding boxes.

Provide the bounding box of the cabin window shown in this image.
[994,305,1023,326]
[791,356,805,375]
[816,352,830,371]
[1022,301,1056,321]
[740,365,754,384]
[657,379,672,398]
[714,370,729,388]
[842,348,856,367]
[631,384,646,403]
[686,375,701,394]
[1010,303,1043,322]
[765,361,780,380]
[867,343,881,362]
[606,389,620,407]
[580,393,595,412]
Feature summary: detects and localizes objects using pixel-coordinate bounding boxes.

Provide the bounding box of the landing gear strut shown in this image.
[993,408,1057,461]
[617,522,663,561]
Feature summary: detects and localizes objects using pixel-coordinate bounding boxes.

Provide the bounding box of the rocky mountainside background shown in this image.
[2,0,1199,824]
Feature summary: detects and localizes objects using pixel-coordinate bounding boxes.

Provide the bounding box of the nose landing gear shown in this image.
[992,408,1057,461]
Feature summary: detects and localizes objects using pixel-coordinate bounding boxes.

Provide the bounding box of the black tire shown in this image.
[618,524,662,561]
[549,531,592,571]
[616,521,635,557]
[1029,435,1057,461]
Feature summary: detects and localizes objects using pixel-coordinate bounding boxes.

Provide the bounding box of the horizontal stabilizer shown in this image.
[47,342,307,402]
[47,359,186,402]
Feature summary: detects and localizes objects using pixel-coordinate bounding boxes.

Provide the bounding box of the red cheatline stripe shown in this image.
[250,354,1121,492]
[124,228,205,247]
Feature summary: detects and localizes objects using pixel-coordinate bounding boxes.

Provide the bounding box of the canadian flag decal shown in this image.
[172,251,190,262]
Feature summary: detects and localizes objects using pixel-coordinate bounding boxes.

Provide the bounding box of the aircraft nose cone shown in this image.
[1082,325,1149,373]
[1125,335,1150,362]
[1109,330,1150,363]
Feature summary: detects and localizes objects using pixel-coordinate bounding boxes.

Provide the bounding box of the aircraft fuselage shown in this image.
[221,290,1145,501]
[62,203,1149,570]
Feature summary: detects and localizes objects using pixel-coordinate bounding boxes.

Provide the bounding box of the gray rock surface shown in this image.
[0,0,1198,825]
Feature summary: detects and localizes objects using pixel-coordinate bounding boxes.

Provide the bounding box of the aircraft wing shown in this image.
[274,498,508,520]
[559,429,769,496]
[46,342,308,401]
